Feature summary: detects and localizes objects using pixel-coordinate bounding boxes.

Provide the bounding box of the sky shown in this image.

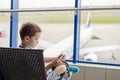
[0,0,120,9]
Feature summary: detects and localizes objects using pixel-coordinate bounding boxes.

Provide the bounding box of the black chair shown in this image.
[0,47,46,80]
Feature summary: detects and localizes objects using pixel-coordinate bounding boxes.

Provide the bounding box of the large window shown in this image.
[0,0,120,66]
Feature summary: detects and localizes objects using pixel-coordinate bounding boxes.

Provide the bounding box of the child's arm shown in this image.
[44,57,57,63]
[45,62,53,71]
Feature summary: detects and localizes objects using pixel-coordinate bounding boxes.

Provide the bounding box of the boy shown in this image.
[19,22,66,80]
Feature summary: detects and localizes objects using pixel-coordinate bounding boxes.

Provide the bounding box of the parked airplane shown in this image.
[37,12,120,62]
[42,25,94,59]
[38,11,95,59]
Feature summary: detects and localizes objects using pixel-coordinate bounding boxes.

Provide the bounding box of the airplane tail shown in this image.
[85,11,91,28]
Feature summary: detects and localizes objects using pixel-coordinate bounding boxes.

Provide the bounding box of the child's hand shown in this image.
[58,54,66,61]
[50,58,62,67]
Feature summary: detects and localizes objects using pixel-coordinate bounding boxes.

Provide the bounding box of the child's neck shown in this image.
[21,42,30,49]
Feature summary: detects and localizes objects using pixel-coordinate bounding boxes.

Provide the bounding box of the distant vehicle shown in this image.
[0,29,6,38]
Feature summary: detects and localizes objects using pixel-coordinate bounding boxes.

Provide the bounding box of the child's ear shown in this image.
[24,36,30,42]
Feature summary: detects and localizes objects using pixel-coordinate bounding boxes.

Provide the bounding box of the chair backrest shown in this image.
[0,47,46,80]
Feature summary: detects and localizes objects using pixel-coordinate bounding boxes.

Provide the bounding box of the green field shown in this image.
[0,10,120,24]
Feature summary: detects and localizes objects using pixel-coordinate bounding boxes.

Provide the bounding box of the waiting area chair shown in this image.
[0,47,46,80]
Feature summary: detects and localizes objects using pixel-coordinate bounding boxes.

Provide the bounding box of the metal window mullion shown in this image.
[73,0,81,63]
[0,7,120,12]
[10,0,19,47]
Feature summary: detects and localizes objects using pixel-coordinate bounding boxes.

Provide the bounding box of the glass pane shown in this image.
[18,11,74,59]
[81,0,120,7]
[19,0,74,8]
[0,0,10,47]
[0,0,10,9]
[18,0,75,59]
[79,10,120,65]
